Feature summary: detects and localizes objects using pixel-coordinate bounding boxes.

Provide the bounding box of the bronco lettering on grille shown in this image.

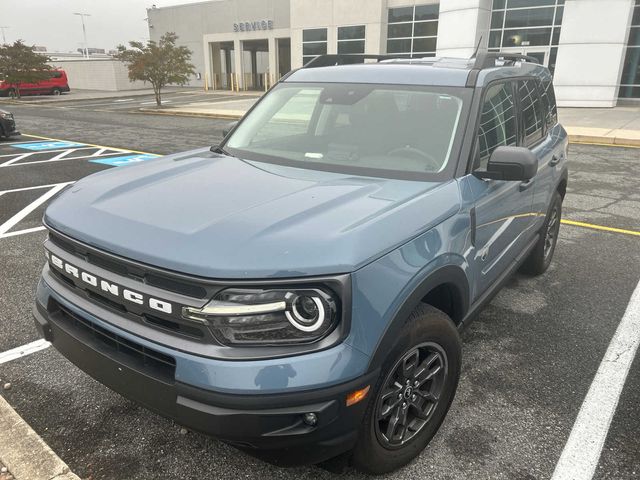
[45,249,173,314]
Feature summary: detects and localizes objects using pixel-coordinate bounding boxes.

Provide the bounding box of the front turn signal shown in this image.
[346,385,370,407]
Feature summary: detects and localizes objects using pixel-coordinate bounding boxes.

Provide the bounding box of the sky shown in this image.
[0,0,205,53]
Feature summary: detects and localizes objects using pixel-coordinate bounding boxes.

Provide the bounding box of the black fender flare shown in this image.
[366,264,470,372]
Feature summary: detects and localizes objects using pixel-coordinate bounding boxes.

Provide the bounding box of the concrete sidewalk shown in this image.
[145,95,640,146]
[559,106,640,146]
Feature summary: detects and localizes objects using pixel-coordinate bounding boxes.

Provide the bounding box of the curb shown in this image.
[137,108,243,120]
[0,395,80,480]
[567,133,640,148]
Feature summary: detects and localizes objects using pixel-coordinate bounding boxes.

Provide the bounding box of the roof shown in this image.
[284,53,551,88]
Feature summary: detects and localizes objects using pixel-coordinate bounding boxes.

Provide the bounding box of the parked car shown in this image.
[0,70,70,97]
[0,109,19,138]
[34,52,567,474]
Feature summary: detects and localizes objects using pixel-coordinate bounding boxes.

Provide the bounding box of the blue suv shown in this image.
[34,53,568,474]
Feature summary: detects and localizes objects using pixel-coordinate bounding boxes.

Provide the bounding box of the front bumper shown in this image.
[33,276,376,465]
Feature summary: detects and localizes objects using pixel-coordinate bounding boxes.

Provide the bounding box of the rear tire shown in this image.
[351,304,461,474]
[520,191,562,276]
[52,88,62,96]
[8,88,17,99]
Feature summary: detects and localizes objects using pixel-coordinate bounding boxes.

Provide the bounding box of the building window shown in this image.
[489,0,564,74]
[338,25,366,54]
[387,4,439,57]
[619,0,640,98]
[303,28,327,64]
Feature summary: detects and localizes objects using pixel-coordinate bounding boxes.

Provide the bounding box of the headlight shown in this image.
[0,112,13,119]
[182,287,339,346]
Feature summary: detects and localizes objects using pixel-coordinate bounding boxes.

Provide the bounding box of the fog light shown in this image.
[302,412,317,426]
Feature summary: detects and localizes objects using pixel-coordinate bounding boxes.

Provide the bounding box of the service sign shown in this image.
[233,19,273,32]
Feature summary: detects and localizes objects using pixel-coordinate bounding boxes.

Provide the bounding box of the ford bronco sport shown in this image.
[34,52,568,474]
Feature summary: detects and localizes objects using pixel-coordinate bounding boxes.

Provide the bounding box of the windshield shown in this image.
[224,82,469,179]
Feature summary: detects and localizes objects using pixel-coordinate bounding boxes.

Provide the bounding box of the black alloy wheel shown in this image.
[374,342,447,448]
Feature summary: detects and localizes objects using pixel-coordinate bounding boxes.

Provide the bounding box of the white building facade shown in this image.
[148,0,640,107]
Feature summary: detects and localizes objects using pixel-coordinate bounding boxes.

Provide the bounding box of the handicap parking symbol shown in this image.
[13,141,88,151]
[89,154,159,167]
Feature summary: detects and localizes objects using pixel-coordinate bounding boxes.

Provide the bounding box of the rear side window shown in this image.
[518,79,544,146]
[476,82,517,168]
[540,79,558,130]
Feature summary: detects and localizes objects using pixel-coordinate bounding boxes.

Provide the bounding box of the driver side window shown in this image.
[475,82,517,170]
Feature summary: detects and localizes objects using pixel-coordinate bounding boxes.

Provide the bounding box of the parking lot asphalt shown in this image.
[0,102,639,479]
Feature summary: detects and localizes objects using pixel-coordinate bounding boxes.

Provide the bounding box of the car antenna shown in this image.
[472,35,483,59]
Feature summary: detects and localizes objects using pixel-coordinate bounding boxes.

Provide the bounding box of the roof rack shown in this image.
[465,51,540,87]
[472,51,540,69]
[302,54,399,68]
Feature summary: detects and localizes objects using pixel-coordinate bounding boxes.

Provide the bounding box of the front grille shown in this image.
[50,299,176,383]
[48,231,209,299]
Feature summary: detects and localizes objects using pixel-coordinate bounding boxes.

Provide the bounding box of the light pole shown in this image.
[73,13,91,57]
[0,26,9,45]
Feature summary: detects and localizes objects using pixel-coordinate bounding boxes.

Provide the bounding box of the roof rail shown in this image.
[465,51,540,87]
[302,54,399,68]
[472,51,540,69]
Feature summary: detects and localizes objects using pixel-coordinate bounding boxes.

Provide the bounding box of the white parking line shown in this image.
[552,279,640,480]
[0,183,73,196]
[140,100,172,105]
[0,139,43,146]
[0,182,72,238]
[0,153,37,167]
[0,339,51,365]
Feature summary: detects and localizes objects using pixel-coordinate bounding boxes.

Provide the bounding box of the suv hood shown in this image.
[45,149,460,278]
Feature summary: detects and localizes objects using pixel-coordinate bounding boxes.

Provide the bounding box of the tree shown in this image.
[0,40,52,99]
[116,32,195,107]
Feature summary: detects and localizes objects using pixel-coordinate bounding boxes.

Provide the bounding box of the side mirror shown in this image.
[473,146,537,181]
[222,121,238,137]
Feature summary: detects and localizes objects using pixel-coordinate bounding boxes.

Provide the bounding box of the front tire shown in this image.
[520,191,562,276]
[352,304,461,474]
[52,88,62,96]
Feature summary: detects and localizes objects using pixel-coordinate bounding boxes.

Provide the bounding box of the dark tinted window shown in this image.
[388,6,413,22]
[302,29,327,42]
[337,40,365,54]
[540,79,558,129]
[338,25,365,40]
[414,4,438,21]
[518,79,544,146]
[477,82,517,167]
[388,23,413,38]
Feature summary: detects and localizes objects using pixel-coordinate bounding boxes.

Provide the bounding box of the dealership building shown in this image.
[147,0,640,107]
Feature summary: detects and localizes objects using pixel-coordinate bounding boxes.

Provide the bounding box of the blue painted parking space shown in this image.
[12,141,88,151]
[0,136,160,168]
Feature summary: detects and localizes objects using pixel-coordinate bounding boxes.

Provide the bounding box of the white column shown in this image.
[268,36,277,83]
[436,0,492,58]
[233,39,243,90]
[553,0,634,107]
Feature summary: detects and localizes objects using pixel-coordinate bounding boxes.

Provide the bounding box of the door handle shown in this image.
[519,179,534,191]
[549,155,561,167]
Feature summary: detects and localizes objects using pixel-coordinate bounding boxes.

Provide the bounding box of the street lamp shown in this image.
[73,13,91,58]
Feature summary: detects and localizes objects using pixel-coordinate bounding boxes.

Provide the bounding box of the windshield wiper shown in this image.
[210,145,233,156]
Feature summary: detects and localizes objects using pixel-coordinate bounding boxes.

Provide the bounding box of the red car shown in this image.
[0,70,70,97]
